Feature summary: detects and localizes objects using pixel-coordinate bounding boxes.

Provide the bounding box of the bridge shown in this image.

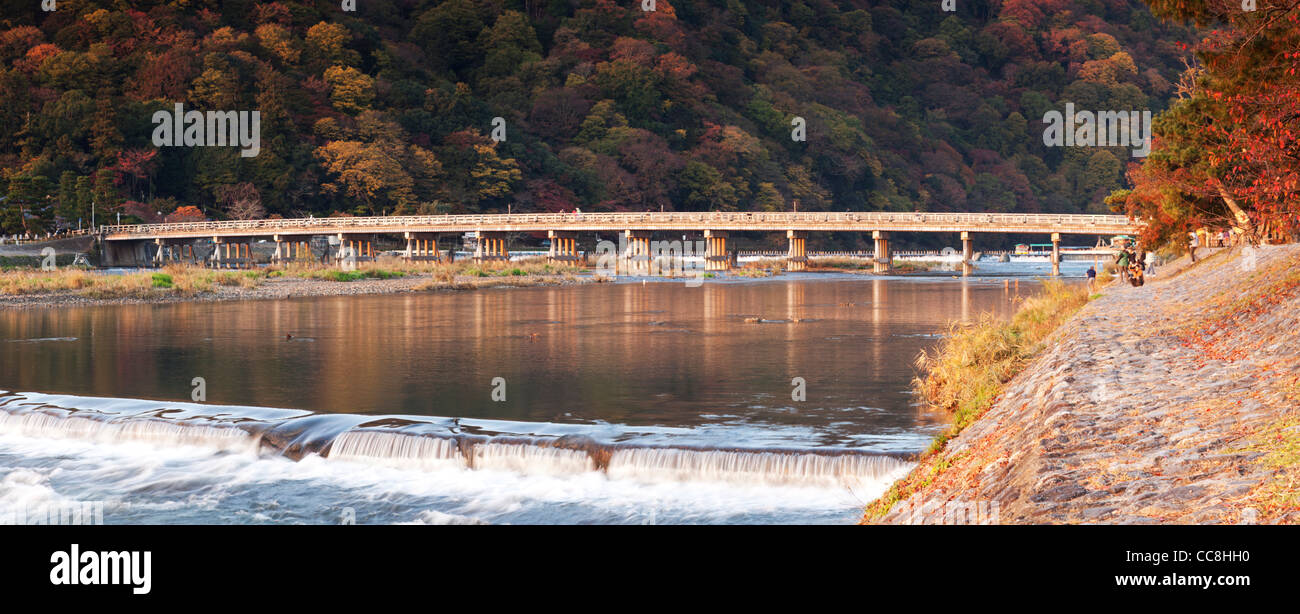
[98,211,1142,275]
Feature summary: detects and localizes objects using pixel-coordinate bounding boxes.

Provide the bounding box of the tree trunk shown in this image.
[1213,178,1256,242]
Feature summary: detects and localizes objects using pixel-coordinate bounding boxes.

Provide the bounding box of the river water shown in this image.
[0,264,1085,524]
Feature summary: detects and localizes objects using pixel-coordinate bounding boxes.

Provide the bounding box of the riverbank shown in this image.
[0,252,960,309]
[866,243,1300,524]
[0,260,599,309]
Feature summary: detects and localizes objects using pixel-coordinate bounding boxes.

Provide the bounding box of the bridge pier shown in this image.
[1051,232,1061,276]
[403,232,442,262]
[623,230,653,275]
[961,231,974,277]
[336,234,376,264]
[103,239,157,267]
[182,242,200,265]
[786,230,808,272]
[704,230,730,271]
[475,231,509,262]
[872,231,892,274]
[548,230,579,264]
[211,236,253,269]
[273,234,314,264]
[153,238,190,266]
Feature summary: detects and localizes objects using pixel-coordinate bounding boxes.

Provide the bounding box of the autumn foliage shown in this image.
[2,1,1195,243]
[1118,1,1300,245]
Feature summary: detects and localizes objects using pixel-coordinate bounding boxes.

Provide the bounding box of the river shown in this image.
[0,263,1087,524]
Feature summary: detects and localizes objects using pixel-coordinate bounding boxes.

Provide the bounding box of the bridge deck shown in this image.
[100,212,1141,241]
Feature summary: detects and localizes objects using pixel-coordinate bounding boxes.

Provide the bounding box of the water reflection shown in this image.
[0,277,1032,452]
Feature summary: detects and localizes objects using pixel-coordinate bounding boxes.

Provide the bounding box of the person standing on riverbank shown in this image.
[1116,248,1131,282]
[1087,266,1097,292]
[1144,250,1156,276]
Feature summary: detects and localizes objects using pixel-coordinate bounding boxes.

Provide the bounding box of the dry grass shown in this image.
[0,256,586,299]
[0,264,273,298]
[270,256,584,280]
[1241,407,1300,522]
[733,259,784,277]
[0,269,101,295]
[913,279,1090,447]
[806,257,935,273]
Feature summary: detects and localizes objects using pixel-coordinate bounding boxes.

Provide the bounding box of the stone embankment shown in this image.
[878,244,1300,524]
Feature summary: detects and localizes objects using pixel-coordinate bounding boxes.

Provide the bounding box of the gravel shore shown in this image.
[0,274,595,310]
[877,243,1300,524]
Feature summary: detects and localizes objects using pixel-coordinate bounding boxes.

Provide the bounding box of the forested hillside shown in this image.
[0,0,1194,232]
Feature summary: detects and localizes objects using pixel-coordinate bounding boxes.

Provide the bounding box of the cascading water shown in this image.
[0,406,257,453]
[328,430,465,471]
[0,391,913,523]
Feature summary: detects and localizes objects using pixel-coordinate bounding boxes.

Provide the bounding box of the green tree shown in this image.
[56,171,77,221]
[4,175,53,234]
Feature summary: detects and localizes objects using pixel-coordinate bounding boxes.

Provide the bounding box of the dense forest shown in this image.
[0,0,1196,236]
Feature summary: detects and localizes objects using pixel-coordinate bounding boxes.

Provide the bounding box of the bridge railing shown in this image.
[99,211,1140,237]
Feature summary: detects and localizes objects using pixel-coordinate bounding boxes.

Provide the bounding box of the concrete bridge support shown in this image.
[182,242,202,264]
[403,232,442,262]
[152,239,167,266]
[476,231,509,262]
[548,230,579,264]
[273,235,314,264]
[623,230,652,275]
[1051,232,1061,276]
[961,231,974,277]
[211,236,253,268]
[704,230,730,272]
[872,230,892,274]
[100,239,153,267]
[336,234,376,264]
[153,238,196,266]
[786,230,808,272]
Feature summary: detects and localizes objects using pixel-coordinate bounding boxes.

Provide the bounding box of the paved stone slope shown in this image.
[880,244,1300,524]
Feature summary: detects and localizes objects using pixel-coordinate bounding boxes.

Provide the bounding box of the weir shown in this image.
[0,408,257,453]
[0,392,912,489]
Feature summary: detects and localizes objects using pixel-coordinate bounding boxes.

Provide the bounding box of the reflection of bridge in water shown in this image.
[99,211,1142,276]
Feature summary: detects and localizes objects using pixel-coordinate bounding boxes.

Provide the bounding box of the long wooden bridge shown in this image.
[98,211,1142,275]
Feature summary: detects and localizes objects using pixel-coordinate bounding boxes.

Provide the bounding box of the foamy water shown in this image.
[0,391,912,524]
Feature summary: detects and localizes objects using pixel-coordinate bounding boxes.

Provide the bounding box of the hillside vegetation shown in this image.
[1,0,1192,238]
